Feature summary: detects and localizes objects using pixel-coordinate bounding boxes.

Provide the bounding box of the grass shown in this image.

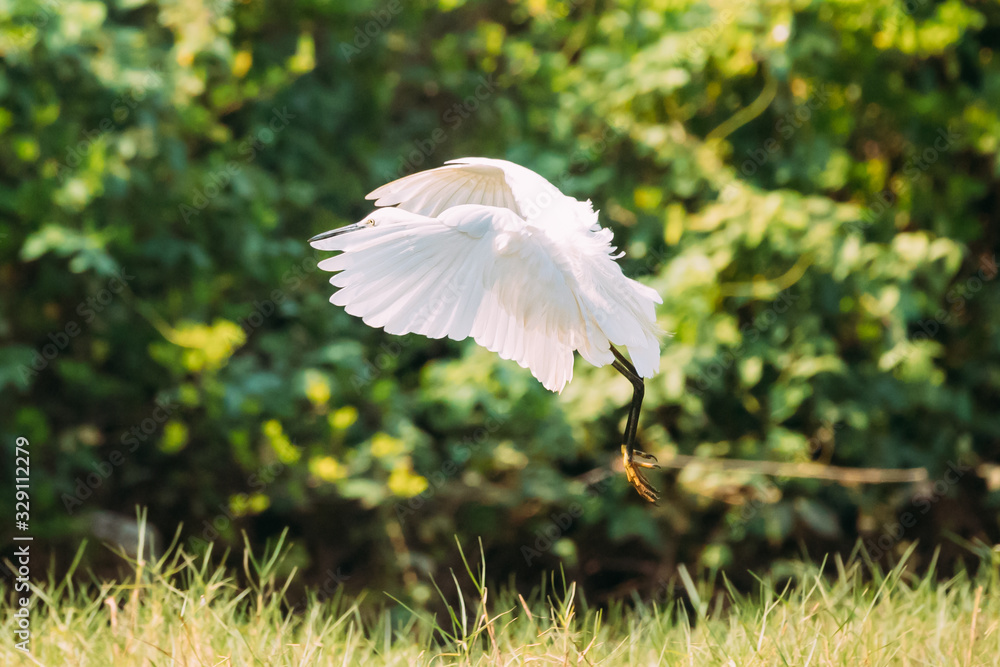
[3,521,999,666]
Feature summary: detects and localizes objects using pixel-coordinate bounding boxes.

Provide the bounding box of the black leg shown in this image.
[611,345,637,375]
[610,346,658,502]
[612,358,643,455]
[611,346,645,453]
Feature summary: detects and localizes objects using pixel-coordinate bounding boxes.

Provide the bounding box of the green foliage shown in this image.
[1,0,998,599]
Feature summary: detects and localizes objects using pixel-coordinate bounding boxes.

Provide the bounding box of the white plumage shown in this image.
[310,157,662,393]
[310,157,666,501]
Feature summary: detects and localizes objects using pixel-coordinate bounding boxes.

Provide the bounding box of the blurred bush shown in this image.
[1,0,998,600]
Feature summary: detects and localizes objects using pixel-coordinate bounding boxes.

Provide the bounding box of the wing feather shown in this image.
[367,249,468,332]
[366,158,573,220]
[477,291,503,351]
[435,177,475,213]
[311,202,658,392]
[363,242,472,334]
[331,242,439,309]
[367,164,521,217]
[430,245,488,341]
[389,248,473,336]
[421,245,487,339]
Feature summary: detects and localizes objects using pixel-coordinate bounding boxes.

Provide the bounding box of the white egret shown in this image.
[309,158,664,501]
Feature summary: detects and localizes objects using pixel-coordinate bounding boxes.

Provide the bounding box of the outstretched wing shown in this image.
[367,157,581,223]
[310,204,581,392]
[366,159,521,217]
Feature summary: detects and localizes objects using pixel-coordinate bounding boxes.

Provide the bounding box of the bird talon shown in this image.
[621,445,661,503]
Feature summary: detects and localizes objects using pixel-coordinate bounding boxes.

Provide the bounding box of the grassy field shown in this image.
[3,530,998,666]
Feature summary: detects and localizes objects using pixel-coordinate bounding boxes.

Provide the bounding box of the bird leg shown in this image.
[611,347,660,503]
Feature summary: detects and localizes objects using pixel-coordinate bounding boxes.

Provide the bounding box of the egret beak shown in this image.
[308,224,364,244]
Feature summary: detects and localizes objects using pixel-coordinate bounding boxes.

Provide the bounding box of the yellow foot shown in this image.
[621,445,660,503]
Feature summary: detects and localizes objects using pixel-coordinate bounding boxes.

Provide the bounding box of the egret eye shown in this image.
[365,219,375,227]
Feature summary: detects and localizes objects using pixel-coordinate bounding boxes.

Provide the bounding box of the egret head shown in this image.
[309,207,422,246]
[356,206,420,228]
